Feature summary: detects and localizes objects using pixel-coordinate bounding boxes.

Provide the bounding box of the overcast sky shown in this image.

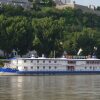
[62,0,100,7]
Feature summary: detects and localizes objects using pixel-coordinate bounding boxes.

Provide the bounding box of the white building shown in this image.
[0,0,31,9]
[54,0,72,5]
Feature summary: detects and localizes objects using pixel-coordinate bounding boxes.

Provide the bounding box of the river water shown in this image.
[0,75,100,100]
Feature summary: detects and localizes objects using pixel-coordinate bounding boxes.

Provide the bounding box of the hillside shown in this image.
[0,4,100,58]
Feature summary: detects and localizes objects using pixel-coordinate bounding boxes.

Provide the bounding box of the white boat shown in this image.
[1,55,100,75]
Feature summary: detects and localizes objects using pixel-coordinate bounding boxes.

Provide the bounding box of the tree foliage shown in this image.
[0,4,100,58]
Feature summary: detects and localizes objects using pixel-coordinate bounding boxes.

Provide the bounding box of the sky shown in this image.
[73,0,100,7]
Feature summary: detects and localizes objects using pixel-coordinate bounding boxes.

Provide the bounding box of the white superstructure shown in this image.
[9,56,100,73]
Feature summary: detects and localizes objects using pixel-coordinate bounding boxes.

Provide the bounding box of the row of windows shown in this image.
[24,66,57,70]
[85,66,96,69]
[23,60,100,64]
[68,61,76,64]
[24,60,57,63]
[0,2,26,6]
[87,61,100,64]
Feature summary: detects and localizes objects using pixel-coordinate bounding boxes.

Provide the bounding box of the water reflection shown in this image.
[0,75,100,100]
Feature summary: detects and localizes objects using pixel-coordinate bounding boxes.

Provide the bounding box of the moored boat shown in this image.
[1,55,100,75]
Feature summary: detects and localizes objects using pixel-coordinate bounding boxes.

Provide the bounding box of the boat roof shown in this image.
[10,57,100,61]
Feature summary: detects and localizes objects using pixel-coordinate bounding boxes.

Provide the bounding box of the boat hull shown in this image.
[1,68,100,75]
[16,71,100,75]
[1,71,100,75]
[0,68,18,76]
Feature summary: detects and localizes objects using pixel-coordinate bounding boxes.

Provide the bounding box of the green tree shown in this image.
[32,17,65,57]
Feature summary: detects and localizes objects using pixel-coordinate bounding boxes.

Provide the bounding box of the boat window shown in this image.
[43,66,45,69]
[37,60,39,63]
[37,66,39,69]
[54,61,57,63]
[87,61,100,64]
[49,66,51,69]
[43,60,45,63]
[24,66,27,70]
[68,61,76,64]
[31,60,33,63]
[55,66,57,69]
[49,60,51,63]
[31,66,33,69]
[90,66,92,69]
[24,60,27,63]
[16,66,18,69]
[87,61,89,64]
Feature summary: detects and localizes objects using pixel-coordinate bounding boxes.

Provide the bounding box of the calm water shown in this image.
[0,75,100,100]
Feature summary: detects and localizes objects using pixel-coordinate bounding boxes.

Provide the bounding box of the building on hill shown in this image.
[54,0,72,5]
[0,0,32,9]
[55,0,100,16]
